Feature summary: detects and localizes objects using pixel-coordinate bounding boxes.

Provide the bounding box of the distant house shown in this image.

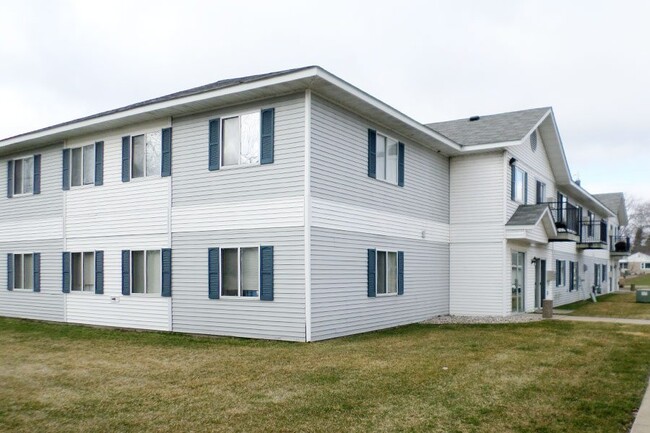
[0,66,631,341]
[620,252,650,275]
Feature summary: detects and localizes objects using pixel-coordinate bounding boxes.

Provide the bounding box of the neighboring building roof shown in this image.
[623,252,650,263]
[506,204,551,226]
[594,192,628,225]
[426,107,551,147]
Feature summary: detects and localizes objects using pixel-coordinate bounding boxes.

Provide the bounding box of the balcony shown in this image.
[577,219,607,250]
[610,236,631,257]
[545,202,580,242]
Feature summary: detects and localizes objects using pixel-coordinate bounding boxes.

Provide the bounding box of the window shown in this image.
[66,144,95,187]
[375,133,398,184]
[11,157,34,195]
[594,265,601,288]
[512,166,527,203]
[569,261,579,291]
[131,132,161,178]
[367,249,404,297]
[621,262,628,270]
[221,112,260,167]
[556,260,566,287]
[10,253,33,290]
[602,264,607,282]
[557,192,568,222]
[131,250,161,294]
[376,251,398,295]
[70,252,95,292]
[536,181,546,204]
[587,211,595,237]
[221,247,259,297]
[642,263,650,270]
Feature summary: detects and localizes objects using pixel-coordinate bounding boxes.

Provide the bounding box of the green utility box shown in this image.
[636,290,650,303]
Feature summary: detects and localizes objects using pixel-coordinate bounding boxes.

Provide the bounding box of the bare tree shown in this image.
[625,196,650,254]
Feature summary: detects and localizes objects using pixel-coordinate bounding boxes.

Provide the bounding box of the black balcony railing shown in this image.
[544,202,580,234]
[610,235,631,253]
[580,219,607,245]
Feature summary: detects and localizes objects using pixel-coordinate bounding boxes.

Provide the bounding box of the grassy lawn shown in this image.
[1,318,650,433]
[623,274,650,287]
[558,292,650,319]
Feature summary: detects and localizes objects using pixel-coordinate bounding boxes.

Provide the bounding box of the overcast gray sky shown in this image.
[1,0,648,201]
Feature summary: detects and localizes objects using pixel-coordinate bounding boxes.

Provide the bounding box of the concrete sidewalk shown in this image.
[631,378,650,433]
[548,314,650,432]
[552,315,650,325]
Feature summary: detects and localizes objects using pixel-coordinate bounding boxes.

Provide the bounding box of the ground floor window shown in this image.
[376,251,398,295]
[556,260,566,287]
[221,247,259,298]
[71,252,95,292]
[131,250,161,294]
[10,253,33,290]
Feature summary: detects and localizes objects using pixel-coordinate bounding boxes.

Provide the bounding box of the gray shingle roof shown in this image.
[426,107,551,146]
[2,66,316,142]
[593,193,625,215]
[506,204,550,226]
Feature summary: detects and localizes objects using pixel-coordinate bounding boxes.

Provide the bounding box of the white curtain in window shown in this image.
[376,135,386,181]
[24,254,33,290]
[83,252,94,291]
[241,248,259,297]
[222,117,240,166]
[132,135,145,178]
[146,250,161,294]
[240,113,260,165]
[83,145,95,185]
[386,139,398,184]
[23,157,34,193]
[387,252,397,293]
[146,132,161,177]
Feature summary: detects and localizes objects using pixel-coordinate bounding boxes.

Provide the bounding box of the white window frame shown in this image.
[557,260,566,287]
[219,245,261,299]
[10,156,35,196]
[220,110,261,169]
[70,251,95,293]
[11,253,34,290]
[67,144,95,188]
[130,250,162,295]
[513,166,526,203]
[374,132,399,185]
[130,131,162,180]
[375,249,399,296]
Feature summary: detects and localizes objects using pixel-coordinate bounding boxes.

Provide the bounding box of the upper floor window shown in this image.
[536,181,546,204]
[132,132,161,178]
[367,129,404,186]
[511,166,527,203]
[222,112,260,167]
[10,157,34,195]
[587,211,595,237]
[376,133,398,184]
[208,109,274,172]
[69,144,95,187]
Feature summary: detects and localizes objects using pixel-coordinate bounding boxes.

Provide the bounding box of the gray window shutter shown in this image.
[260,246,274,301]
[208,119,221,171]
[161,248,172,297]
[62,149,70,190]
[368,129,376,178]
[7,161,13,198]
[95,141,104,186]
[208,248,220,299]
[510,165,516,200]
[367,249,376,297]
[397,251,404,295]
[398,142,405,187]
[33,154,41,194]
[7,254,13,291]
[122,136,131,182]
[95,251,104,295]
[62,252,70,293]
[524,171,528,204]
[569,262,574,291]
[556,260,561,286]
[121,250,130,295]
[260,108,275,165]
[33,253,40,292]
[161,128,172,177]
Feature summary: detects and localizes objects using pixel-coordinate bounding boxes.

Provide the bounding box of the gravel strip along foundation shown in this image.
[423,314,543,325]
